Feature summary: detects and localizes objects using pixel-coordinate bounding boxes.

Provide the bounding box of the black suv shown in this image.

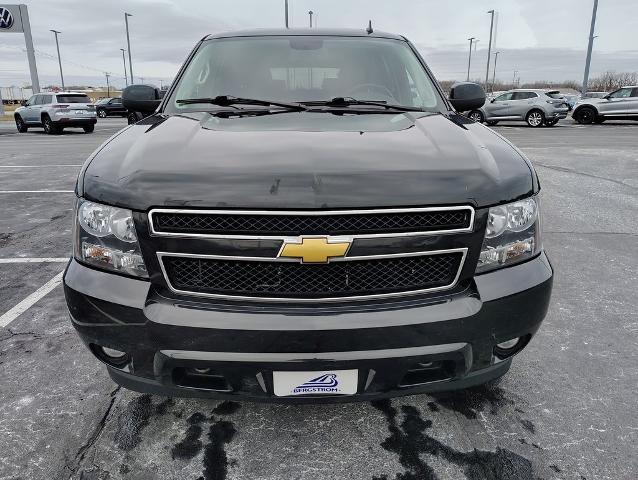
[94,97,127,118]
[64,29,553,402]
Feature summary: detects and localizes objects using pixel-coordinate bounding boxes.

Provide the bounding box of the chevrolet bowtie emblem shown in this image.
[279,237,351,263]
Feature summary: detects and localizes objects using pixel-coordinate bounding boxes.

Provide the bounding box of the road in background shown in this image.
[0,118,636,480]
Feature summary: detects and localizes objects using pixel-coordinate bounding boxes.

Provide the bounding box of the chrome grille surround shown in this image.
[157,248,468,303]
[148,206,475,239]
[150,207,474,303]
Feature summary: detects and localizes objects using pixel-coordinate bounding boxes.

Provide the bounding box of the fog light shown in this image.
[101,346,127,358]
[493,335,530,361]
[91,344,131,369]
[496,338,520,349]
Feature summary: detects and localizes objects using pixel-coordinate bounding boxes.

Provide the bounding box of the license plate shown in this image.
[273,370,358,396]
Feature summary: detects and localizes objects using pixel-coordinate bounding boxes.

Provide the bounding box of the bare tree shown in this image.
[587,71,638,92]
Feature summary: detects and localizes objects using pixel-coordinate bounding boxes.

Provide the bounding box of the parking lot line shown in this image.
[0,258,68,264]
[0,271,64,328]
[0,190,74,193]
[0,165,82,168]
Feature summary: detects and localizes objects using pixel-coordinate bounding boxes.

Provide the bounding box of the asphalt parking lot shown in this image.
[0,117,636,480]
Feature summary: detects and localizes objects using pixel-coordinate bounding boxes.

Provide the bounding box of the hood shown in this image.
[80,111,536,210]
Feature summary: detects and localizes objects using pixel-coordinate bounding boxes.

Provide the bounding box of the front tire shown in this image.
[574,106,596,124]
[42,115,60,135]
[593,116,606,124]
[525,109,545,128]
[83,125,95,133]
[468,110,484,123]
[97,109,107,118]
[15,115,28,133]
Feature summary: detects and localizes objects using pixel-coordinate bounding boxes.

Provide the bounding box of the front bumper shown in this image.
[64,253,553,403]
[546,108,568,120]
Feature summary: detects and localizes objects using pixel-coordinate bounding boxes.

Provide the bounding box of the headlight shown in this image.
[75,199,148,278]
[476,196,541,273]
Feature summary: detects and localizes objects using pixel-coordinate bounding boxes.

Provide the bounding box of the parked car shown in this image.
[468,89,569,127]
[581,91,608,99]
[572,86,638,124]
[64,28,552,402]
[122,85,167,124]
[94,97,127,118]
[14,92,97,134]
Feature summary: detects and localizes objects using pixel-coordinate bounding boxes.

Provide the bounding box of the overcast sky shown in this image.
[1,0,637,90]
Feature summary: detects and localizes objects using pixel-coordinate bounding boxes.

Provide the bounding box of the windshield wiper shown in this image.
[176,95,307,111]
[302,97,424,112]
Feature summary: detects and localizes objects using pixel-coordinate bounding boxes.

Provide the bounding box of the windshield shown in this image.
[56,94,92,103]
[165,36,444,114]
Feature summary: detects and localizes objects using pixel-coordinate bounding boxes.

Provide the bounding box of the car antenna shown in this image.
[366,20,373,35]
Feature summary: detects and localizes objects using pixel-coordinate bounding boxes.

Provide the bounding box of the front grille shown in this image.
[151,208,472,236]
[161,253,463,300]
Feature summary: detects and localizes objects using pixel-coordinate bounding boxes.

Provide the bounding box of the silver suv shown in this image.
[572,86,638,124]
[468,89,569,127]
[14,92,97,134]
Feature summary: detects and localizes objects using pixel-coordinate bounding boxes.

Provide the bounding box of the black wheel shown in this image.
[467,110,484,123]
[593,116,606,124]
[544,119,559,127]
[42,115,60,135]
[525,109,545,128]
[127,113,138,125]
[15,115,28,133]
[486,120,499,126]
[83,125,95,133]
[574,107,596,125]
[97,109,107,118]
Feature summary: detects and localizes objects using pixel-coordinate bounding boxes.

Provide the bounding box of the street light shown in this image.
[105,72,111,97]
[124,13,134,84]
[309,10,313,28]
[284,0,289,28]
[50,29,65,90]
[485,10,495,91]
[120,48,128,86]
[492,51,500,92]
[466,37,476,81]
[582,0,599,95]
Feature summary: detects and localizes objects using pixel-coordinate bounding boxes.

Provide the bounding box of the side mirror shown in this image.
[490,98,497,103]
[21,100,27,106]
[122,84,162,115]
[448,82,486,112]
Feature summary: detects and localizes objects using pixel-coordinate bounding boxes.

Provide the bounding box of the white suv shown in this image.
[572,86,638,124]
[14,92,97,134]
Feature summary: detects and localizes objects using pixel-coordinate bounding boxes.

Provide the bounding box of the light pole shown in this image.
[124,13,134,84]
[466,37,475,81]
[285,0,289,28]
[120,49,128,86]
[309,10,313,28]
[485,10,495,90]
[492,51,500,92]
[582,0,598,95]
[512,70,518,88]
[105,73,111,97]
[50,30,65,90]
